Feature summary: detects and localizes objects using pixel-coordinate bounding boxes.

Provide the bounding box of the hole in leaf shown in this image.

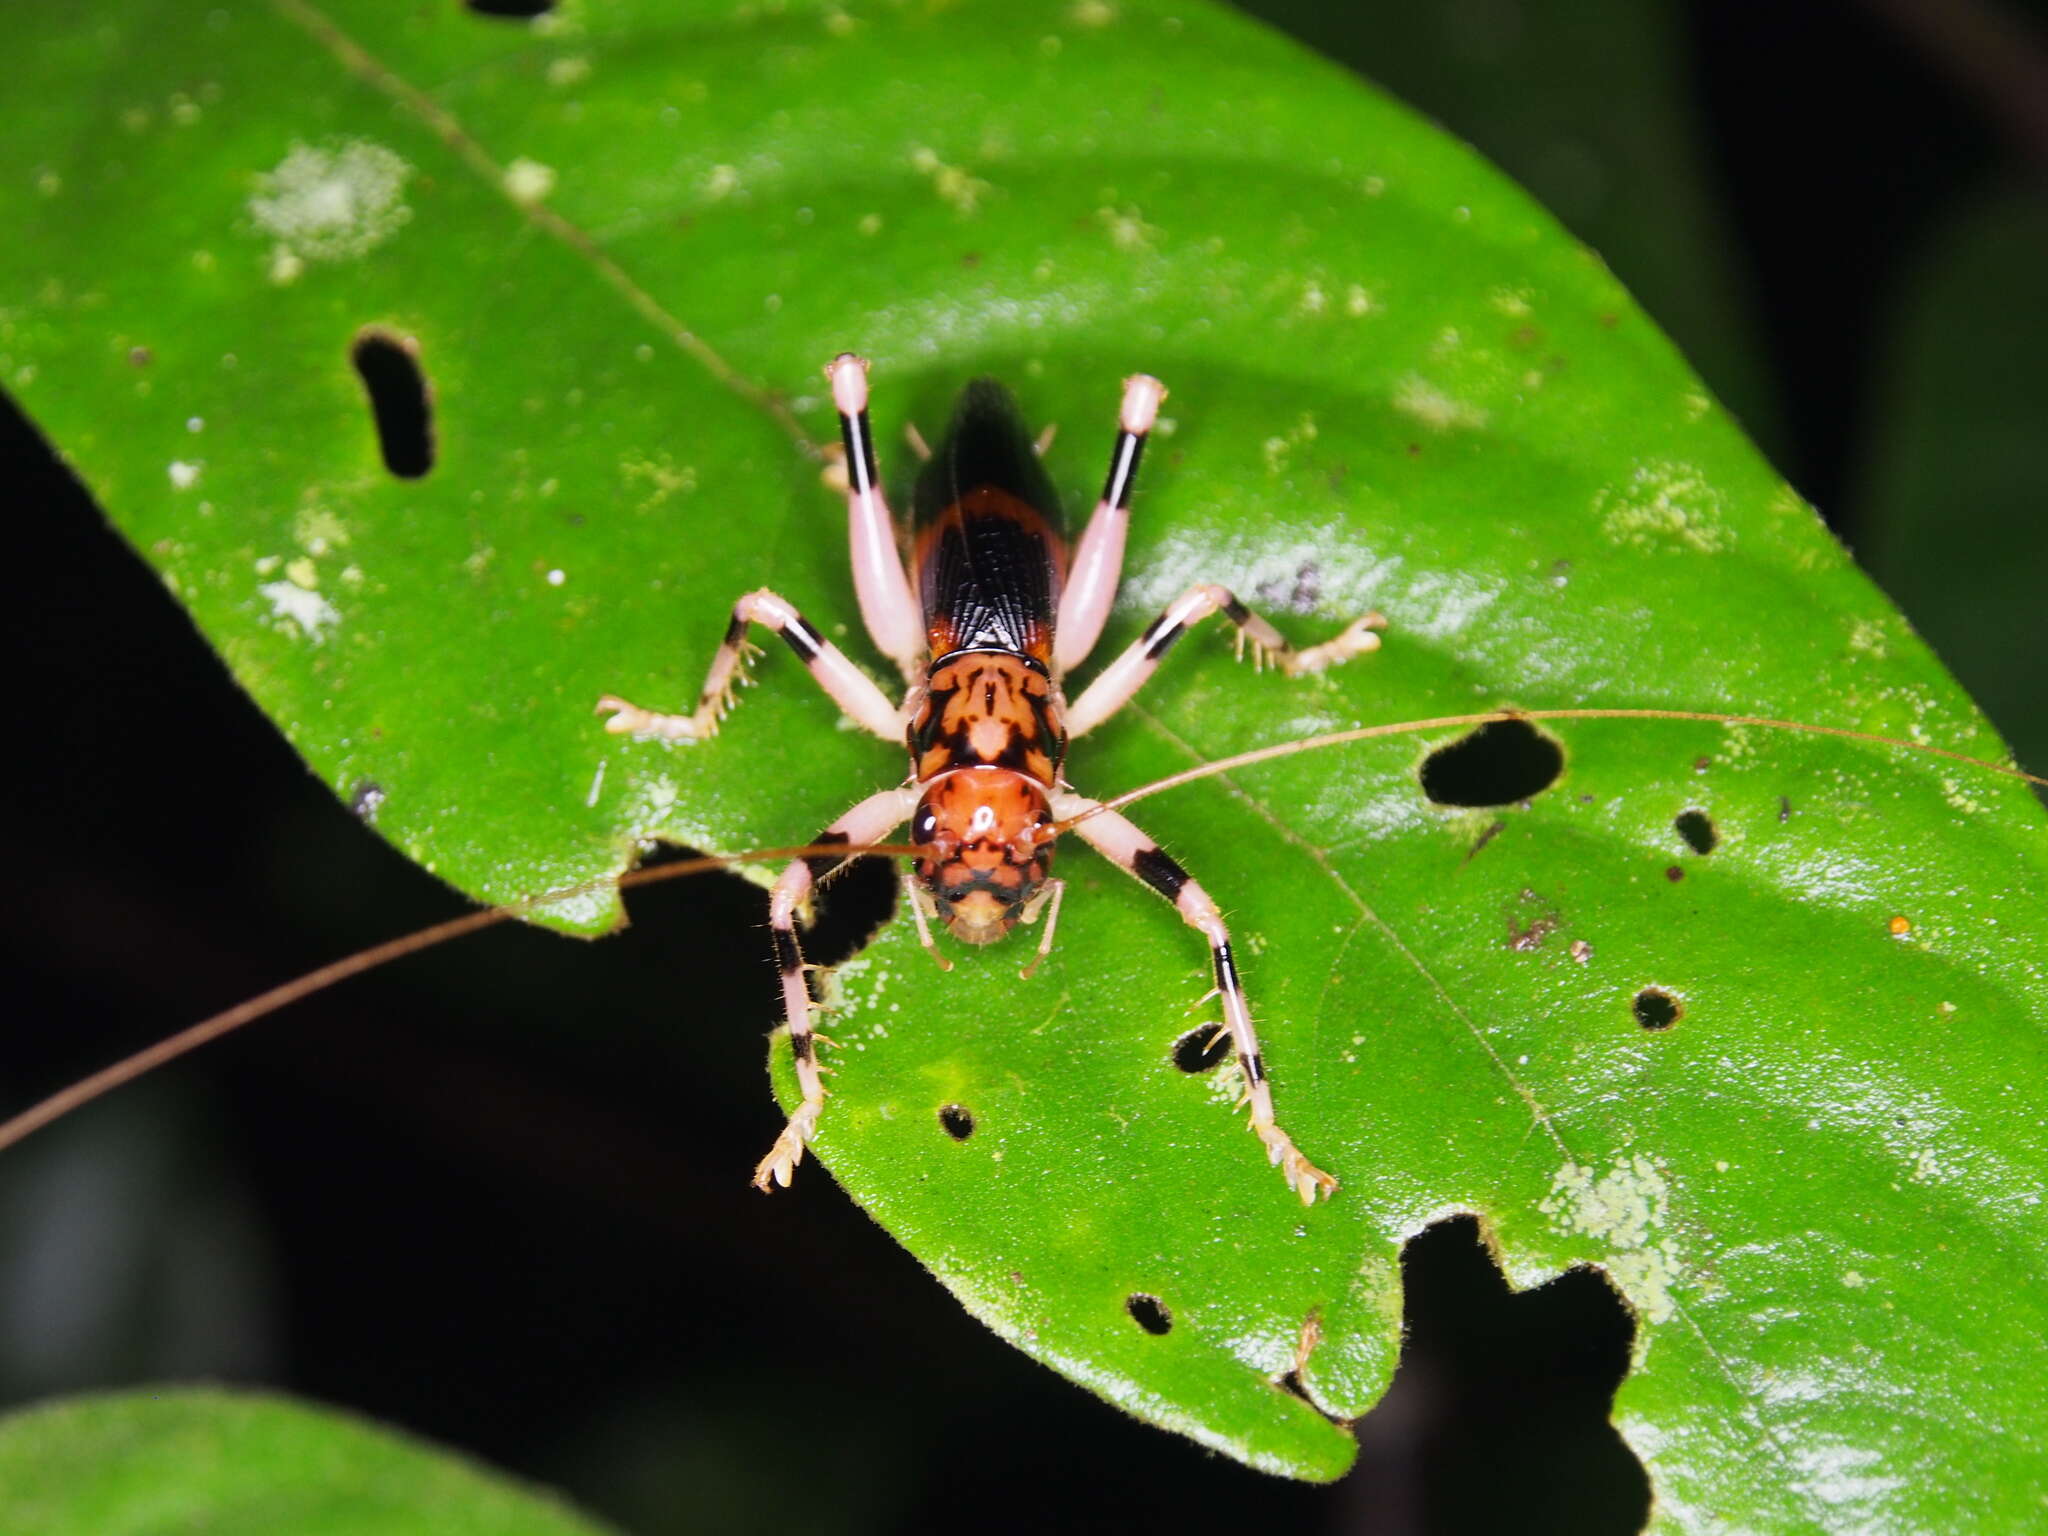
[1125,1293,1172,1335]
[937,1103,975,1141]
[351,330,433,478]
[797,853,898,968]
[1353,1216,1649,1533]
[463,0,556,16]
[1420,718,1563,806]
[1675,809,1718,854]
[1171,1026,1230,1073]
[1633,988,1682,1030]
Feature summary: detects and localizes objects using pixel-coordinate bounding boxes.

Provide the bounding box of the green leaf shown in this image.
[6,2,2046,1529]
[0,1387,618,1534]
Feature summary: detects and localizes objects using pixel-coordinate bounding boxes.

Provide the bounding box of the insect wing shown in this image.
[912,379,1067,661]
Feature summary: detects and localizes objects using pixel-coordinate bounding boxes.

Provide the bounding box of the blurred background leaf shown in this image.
[0,1389,618,1535]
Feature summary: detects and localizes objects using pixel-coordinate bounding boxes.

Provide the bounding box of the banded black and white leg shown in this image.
[1055,373,1168,672]
[1065,585,1385,739]
[597,587,903,742]
[755,784,922,1191]
[1050,792,1337,1204]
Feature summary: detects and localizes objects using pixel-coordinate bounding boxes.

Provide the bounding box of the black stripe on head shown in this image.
[772,926,803,975]
[723,610,749,649]
[1213,941,1240,996]
[1132,846,1189,901]
[780,614,823,663]
[805,829,852,884]
[790,1031,816,1065]
[1221,595,1252,627]
[1141,616,1184,661]
[1101,431,1145,509]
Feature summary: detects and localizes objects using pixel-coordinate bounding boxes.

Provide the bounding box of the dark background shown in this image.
[3,2,2043,1532]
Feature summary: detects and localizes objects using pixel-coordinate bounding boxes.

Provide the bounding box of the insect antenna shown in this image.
[1061,707,2048,829]
[0,841,912,1158]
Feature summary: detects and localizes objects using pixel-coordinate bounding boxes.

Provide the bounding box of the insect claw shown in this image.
[1255,1123,1338,1203]
[752,1103,822,1190]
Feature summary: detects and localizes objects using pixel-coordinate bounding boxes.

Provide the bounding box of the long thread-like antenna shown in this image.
[0,842,911,1158]
[10,706,2043,1155]
[1061,707,2048,828]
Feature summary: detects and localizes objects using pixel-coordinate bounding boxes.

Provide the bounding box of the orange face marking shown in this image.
[909,769,1056,943]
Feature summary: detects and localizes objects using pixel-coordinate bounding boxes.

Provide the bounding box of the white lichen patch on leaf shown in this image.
[1259,411,1321,474]
[1596,460,1729,554]
[504,158,557,205]
[1204,1049,1248,1110]
[258,579,341,642]
[1488,285,1534,318]
[1539,1154,1683,1326]
[545,55,591,87]
[167,460,201,489]
[1095,204,1158,251]
[1847,617,1889,659]
[248,140,412,266]
[910,146,992,215]
[621,452,698,509]
[295,507,350,556]
[1391,374,1488,432]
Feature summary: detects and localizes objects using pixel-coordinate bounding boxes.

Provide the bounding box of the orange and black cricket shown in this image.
[598,355,1385,1202]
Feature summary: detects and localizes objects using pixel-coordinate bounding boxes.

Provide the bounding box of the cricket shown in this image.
[599,353,1385,1202]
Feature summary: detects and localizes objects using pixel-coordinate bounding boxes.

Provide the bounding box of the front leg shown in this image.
[598,587,902,743]
[1051,792,1337,1204]
[1066,584,1384,739]
[754,785,921,1190]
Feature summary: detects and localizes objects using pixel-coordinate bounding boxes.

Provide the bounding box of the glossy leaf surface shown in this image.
[6,2,2045,1528]
[0,1388,615,1534]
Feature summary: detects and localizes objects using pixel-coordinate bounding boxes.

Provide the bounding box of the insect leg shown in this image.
[1054,373,1167,674]
[903,870,953,972]
[1066,584,1384,739]
[1050,792,1337,1204]
[597,587,901,742]
[755,784,921,1191]
[827,352,925,682]
[1017,877,1067,980]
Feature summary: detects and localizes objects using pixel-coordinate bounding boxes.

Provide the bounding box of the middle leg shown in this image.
[1066,584,1384,739]
[597,587,902,743]
[1052,791,1337,1204]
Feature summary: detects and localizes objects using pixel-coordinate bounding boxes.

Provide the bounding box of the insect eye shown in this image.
[912,805,938,843]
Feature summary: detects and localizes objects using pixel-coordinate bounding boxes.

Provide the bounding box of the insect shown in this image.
[595,355,1385,1203]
